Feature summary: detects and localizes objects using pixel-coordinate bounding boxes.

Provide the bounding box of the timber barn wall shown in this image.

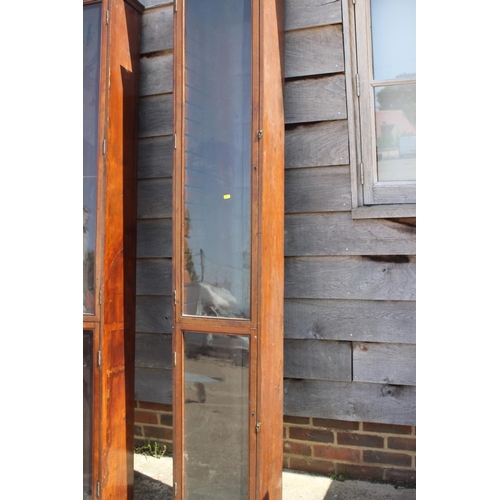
[134,0,416,438]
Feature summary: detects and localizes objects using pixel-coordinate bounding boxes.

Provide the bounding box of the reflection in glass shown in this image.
[374,84,416,182]
[183,0,252,319]
[83,4,101,315]
[371,0,416,81]
[184,332,249,500]
[83,331,94,500]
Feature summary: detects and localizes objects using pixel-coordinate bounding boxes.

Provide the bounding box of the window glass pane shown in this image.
[83,330,94,500]
[83,3,101,315]
[374,83,416,182]
[184,332,249,500]
[371,0,416,81]
[183,0,252,319]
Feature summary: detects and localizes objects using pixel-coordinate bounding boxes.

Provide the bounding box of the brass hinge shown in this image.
[360,163,364,185]
[174,482,178,496]
[174,133,177,149]
[174,351,177,367]
[257,129,263,140]
[99,288,102,305]
[102,139,107,155]
[97,350,102,367]
[174,0,177,12]
[173,290,177,307]
[255,422,261,433]
[106,10,109,24]
[96,480,101,498]
[355,74,360,97]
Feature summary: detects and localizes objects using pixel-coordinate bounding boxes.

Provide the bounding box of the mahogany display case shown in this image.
[83,1,143,498]
[172,0,285,498]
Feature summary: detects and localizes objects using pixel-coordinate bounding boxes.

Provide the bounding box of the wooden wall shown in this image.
[134,0,416,426]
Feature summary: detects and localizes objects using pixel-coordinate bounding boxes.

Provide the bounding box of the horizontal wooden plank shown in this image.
[284,298,416,344]
[136,259,172,295]
[137,178,172,218]
[141,5,173,54]
[285,25,344,78]
[285,212,416,256]
[285,256,416,301]
[136,295,173,333]
[285,120,349,169]
[137,219,172,258]
[285,0,342,31]
[136,333,172,369]
[353,343,416,386]
[284,339,351,381]
[284,379,416,425]
[135,367,172,404]
[285,166,351,213]
[285,75,347,124]
[140,52,173,96]
[139,94,173,138]
[141,0,172,8]
[138,136,173,179]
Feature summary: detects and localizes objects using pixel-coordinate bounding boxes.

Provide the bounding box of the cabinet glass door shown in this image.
[182,0,252,320]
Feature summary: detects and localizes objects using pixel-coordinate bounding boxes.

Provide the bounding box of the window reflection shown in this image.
[83,4,101,315]
[183,0,252,319]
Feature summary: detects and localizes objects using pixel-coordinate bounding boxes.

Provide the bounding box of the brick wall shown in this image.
[134,401,416,486]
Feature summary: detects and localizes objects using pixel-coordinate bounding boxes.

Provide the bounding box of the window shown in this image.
[346,0,416,216]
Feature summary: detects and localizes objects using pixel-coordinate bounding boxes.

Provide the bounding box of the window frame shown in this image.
[343,0,416,218]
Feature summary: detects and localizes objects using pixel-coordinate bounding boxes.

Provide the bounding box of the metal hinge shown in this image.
[97,350,102,367]
[99,288,102,305]
[96,480,101,498]
[174,0,177,12]
[257,130,263,140]
[106,10,109,24]
[360,163,364,185]
[174,351,177,367]
[355,74,360,97]
[102,139,107,155]
[255,422,261,433]
[173,290,177,306]
[174,482,178,496]
[174,134,177,149]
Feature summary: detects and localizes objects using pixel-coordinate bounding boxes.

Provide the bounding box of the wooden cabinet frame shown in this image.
[172,0,285,498]
[83,1,143,498]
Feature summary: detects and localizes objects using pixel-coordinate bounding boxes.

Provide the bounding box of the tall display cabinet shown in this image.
[172,0,285,498]
[83,0,143,498]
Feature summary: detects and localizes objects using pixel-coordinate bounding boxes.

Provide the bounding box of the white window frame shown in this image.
[343,0,416,218]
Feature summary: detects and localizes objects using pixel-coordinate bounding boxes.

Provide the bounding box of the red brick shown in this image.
[283,415,310,425]
[283,441,311,457]
[160,413,173,426]
[385,468,416,485]
[138,401,172,412]
[363,422,413,435]
[364,450,412,467]
[336,463,384,481]
[387,437,416,452]
[337,432,384,448]
[143,426,173,441]
[312,418,359,431]
[289,457,334,476]
[135,410,159,425]
[289,427,334,444]
[313,444,361,462]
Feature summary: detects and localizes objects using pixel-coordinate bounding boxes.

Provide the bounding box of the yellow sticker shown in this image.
[223,194,231,199]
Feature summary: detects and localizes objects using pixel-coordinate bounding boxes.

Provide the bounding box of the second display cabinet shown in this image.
[172,0,285,498]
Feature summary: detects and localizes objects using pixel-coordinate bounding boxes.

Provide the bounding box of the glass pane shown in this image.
[371,0,416,81]
[374,83,416,182]
[83,3,101,315]
[183,0,252,319]
[83,330,94,500]
[184,332,250,500]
